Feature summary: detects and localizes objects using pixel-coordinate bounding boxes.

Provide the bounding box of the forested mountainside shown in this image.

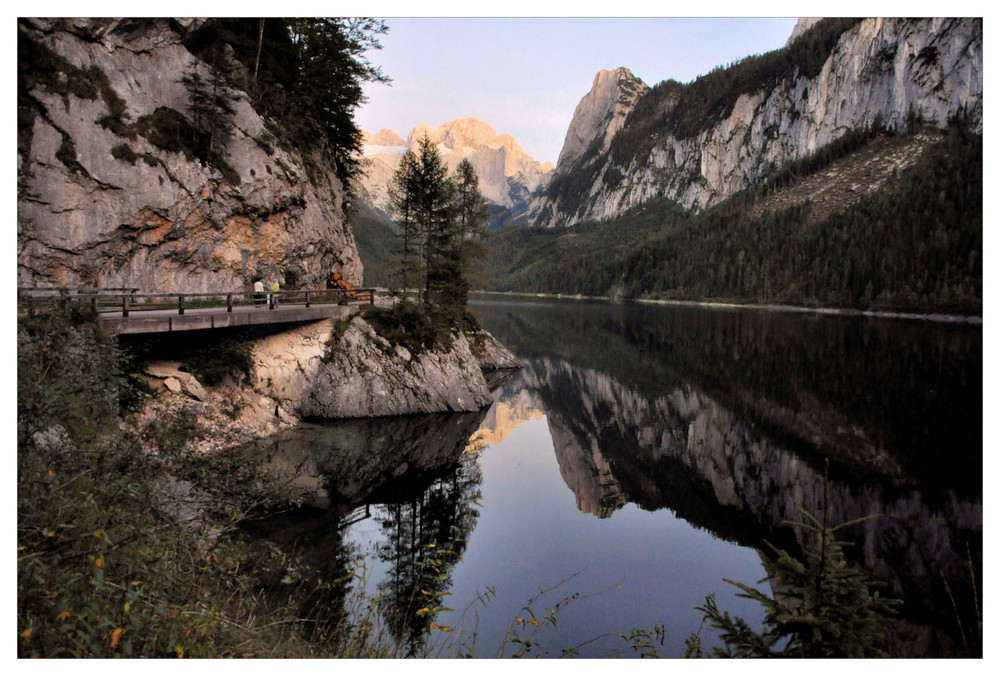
[486,18,982,315]
[489,116,981,315]
[529,18,981,228]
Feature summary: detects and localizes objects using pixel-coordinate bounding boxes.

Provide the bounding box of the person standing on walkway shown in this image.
[253,278,264,307]
[271,277,280,307]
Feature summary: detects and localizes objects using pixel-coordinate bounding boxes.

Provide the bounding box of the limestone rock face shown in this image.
[785,18,823,46]
[531,18,983,227]
[252,316,518,419]
[17,18,363,292]
[556,67,649,170]
[356,117,554,214]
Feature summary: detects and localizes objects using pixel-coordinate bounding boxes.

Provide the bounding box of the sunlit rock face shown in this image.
[555,67,649,170]
[357,118,554,214]
[785,17,823,46]
[469,389,545,447]
[251,316,518,419]
[17,18,362,292]
[531,18,982,227]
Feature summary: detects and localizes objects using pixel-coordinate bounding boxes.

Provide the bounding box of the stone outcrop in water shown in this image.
[252,314,519,419]
[254,410,489,509]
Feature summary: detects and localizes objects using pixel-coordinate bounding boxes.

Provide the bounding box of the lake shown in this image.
[242,296,982,658]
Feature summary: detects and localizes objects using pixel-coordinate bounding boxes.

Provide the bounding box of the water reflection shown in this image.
[240,298,981,657]
[242,410,488,655]
[471,297,982,656]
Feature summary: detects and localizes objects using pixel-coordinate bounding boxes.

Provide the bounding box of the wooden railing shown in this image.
[18,287,376,317]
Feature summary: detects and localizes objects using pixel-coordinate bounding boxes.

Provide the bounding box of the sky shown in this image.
[356,17,799,165]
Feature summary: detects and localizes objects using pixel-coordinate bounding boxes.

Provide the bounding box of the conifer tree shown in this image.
[685,463,900,658]
[180,43,238,156]
[412,135,459,311]
[387,138,487,319]
[388,149,421,298]
[454,158,490,295]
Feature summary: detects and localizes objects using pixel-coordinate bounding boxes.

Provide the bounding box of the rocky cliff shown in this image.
[531,18,982,227]
[251,313,519,419]
[17,18,362,292]
[356,118,554,216]
[554,67,649,170]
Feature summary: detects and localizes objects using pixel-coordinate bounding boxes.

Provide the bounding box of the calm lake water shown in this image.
[243,296,982,658]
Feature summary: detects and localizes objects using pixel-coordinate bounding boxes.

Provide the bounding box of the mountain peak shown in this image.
[362,128,405,147]
[556,67,648,171]
[785,18,823,46]
[357,117,554,214]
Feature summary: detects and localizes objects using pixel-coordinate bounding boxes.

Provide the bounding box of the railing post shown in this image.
[178,295,184,315]
[370,289,375,305]
[305,291,310,308]
[122,295,129,317]
[227,294,233,312]
[92,296,97,313]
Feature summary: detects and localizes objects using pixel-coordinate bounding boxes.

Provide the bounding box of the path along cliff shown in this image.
[17,18,520,450]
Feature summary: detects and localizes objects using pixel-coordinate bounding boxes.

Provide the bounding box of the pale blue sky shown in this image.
[357,17,800,164]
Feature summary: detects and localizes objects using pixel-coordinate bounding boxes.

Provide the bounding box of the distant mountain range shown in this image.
[354,118,554,223]
[351,18,982,315]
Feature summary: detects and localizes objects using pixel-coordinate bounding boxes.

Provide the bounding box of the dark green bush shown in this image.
[362,302,454,356]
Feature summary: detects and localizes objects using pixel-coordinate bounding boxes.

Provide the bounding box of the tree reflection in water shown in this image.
[375,455,483,656]
[240,409,488,655]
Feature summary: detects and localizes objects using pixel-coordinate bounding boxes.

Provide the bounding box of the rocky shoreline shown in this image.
[136,315,521,456]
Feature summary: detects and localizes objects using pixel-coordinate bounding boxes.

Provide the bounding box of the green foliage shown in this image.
[179,44,239,158]
[685,464,900,658]
[55,134,84,174]
[127,107,240,185]
[538,19,865,213]
[494,119,982,316]
[362,302,455,356]
[321,317,356,363]
[387,138,489,320]
[189,18,389,198]
[488,198,689,296]
[123,329,256,388]
[17,301,382,658]
[614,19,863,158]
[350,211,398,287]
[110,143,141,165]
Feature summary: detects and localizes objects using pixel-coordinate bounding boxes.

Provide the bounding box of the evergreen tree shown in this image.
[189,18,389,196]
[454,158,490,294]
[388,149,421,297]
[685,464,900,658]
[387,138,487,321]
[412,135,459,311]
[179,43,238,156]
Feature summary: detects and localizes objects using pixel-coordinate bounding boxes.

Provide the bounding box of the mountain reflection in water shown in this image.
[241,297,981,658]
[471,297,982,657]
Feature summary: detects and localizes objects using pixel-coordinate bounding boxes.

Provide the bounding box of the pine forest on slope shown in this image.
[486,117,982,316]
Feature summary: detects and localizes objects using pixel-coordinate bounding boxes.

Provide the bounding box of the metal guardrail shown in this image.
[18,287,376,317]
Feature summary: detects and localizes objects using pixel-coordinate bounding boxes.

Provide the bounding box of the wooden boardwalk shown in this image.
[18,287,378,336]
